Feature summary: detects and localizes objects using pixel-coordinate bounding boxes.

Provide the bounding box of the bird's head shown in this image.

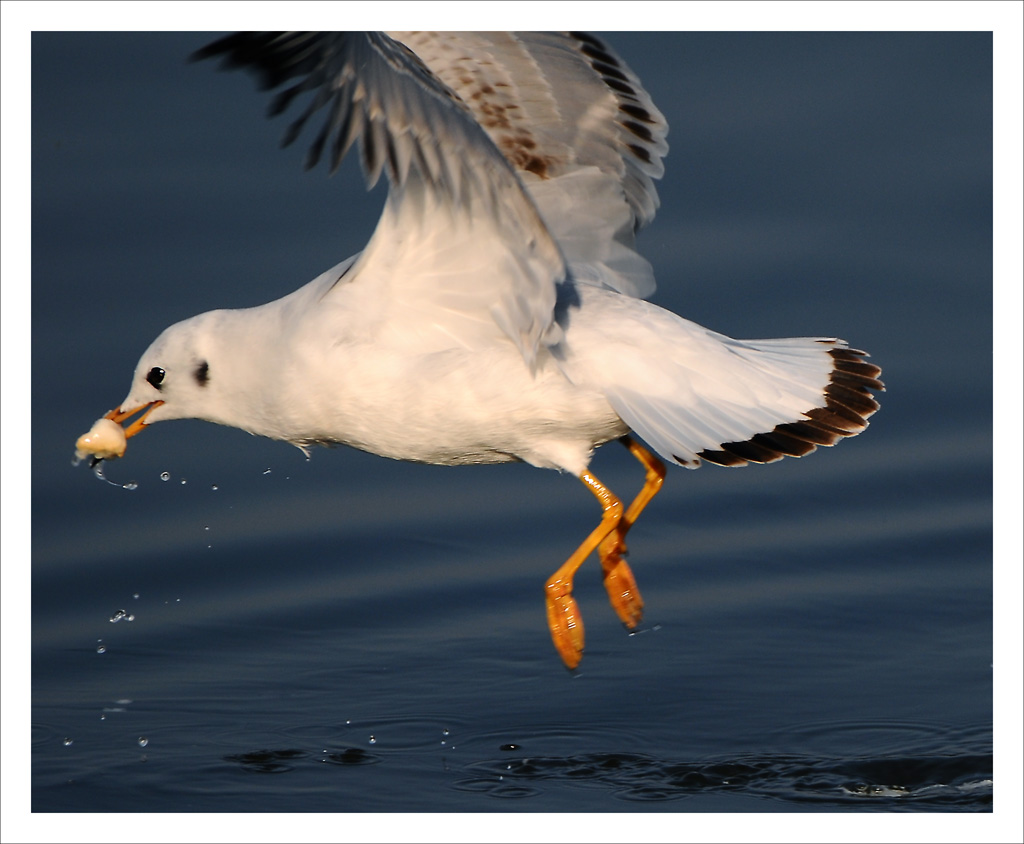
[86,310,246,456]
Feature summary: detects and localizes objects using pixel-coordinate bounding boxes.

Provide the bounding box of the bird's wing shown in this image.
[387,31,669,298]
[192,31,567,365]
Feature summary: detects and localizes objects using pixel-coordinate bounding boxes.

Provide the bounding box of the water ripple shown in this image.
[453,749,992,808]
[224,745,385,773]
[223,748,308,774]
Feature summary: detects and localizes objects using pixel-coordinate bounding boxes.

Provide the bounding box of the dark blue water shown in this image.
[29,32,994,816]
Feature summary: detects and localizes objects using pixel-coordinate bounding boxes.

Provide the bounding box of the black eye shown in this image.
[146,367,166,389]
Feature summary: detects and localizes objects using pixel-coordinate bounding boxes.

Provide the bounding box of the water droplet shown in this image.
[345,720,351,726]
[180,478,187,485]
[132,593,140,600]
[89,461,124,487]
[110,609,128,623]
[100,715,106,721]
[263,468,272,475]
[160,472,171,481]
[126,614,135,622]
[368,735,376,744]
[96,645,107,654]
[442,729,450,736]
[210,484,218,491]
[122,481,138,491]
[137,737,149,748]
[203,525,210,531]
[63,738,73,747]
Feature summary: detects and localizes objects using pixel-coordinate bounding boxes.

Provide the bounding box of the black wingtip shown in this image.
[189,33,244,65]
[698,345,884,468]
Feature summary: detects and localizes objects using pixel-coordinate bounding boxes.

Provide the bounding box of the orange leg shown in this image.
[597,436,666,629]
[545,471,624,669]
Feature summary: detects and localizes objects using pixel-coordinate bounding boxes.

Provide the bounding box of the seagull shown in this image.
[90,32,883,669]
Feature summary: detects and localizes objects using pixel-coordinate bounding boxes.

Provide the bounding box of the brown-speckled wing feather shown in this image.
[387,32,668,230]
[386,31,669,297]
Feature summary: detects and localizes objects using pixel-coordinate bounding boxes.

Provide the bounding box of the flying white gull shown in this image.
[78,32,883,669]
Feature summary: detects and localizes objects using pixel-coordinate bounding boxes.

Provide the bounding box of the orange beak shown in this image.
[104,401,165,438]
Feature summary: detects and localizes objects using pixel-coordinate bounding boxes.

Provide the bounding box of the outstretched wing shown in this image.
[192,31,567,365]
[388,31,669,297]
